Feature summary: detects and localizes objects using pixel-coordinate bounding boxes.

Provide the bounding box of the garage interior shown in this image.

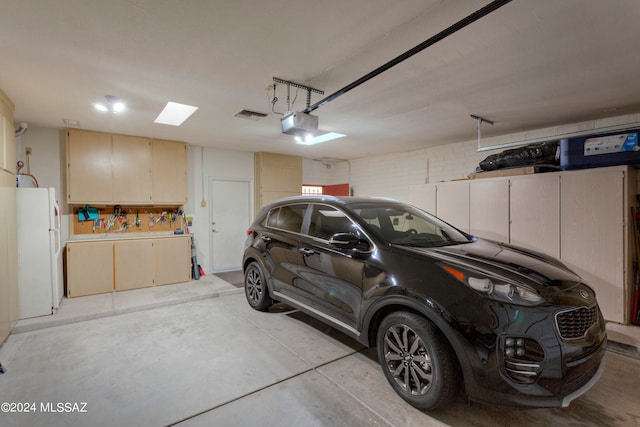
[1,1,640,426]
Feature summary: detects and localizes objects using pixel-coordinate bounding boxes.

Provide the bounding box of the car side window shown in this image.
[308,205,357,240]
[266,204,306,233]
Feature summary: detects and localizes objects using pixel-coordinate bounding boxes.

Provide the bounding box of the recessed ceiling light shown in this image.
[94,95,126,113]
[295,132,346,146]
[154,102,199,126]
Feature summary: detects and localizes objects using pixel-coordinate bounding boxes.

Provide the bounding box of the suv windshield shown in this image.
[349,202,471,247]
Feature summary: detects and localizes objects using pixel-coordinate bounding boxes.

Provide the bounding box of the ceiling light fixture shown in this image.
[154,101,199,126]
[94,95,126,113]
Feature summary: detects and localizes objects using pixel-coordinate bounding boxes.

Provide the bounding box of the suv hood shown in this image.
[401,239,583,294]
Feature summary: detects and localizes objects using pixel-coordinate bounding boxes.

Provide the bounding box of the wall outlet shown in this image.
[25,147,32,155]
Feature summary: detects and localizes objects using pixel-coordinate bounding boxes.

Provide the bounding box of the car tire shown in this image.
[376,311,460,410]
[244,261,273,311]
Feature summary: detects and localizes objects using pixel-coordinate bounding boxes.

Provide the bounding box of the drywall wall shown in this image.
[186,146,254,274]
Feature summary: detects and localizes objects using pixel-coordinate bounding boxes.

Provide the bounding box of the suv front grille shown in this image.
[555,306,598,340]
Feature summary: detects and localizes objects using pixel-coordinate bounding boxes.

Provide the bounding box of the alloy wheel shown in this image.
[245,266,263,304]
[382,323,433,396]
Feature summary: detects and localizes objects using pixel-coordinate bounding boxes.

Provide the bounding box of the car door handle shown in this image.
[299,247,315,256]
[262,236,272,242]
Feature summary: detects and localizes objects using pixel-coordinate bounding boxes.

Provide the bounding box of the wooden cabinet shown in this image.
[66,129,186,204]
[152,139,187,204]
[1,113,17,172]
[469,179,510,242]
[114,239,153,291]
[560,168,630,323]
[510,174,560,257]
[436,181,470,233]
[67,129,113,203]
[254,152,302,214]
[66,241,114,297]
[0,170,18,343]
[113,134,152,203]
[0,88,18,345]
[66,236,191,297]
[153,237,191,285]
[408,183,436,214]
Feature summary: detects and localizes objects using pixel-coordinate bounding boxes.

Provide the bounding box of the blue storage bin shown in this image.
[560,129,640,170]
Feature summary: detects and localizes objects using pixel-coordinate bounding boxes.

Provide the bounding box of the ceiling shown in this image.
[1,0,639,160]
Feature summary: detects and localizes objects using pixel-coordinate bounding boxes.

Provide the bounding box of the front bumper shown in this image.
[460,302,607,407]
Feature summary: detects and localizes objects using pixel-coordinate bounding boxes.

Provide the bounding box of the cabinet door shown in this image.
[113,135,152,203]
[510,174,560,258]
[67,129,113,203]
[1,114,16,172]
[560,168,624,323]
[436,181,469,233]
[114,239,153,291]
[152,139,187,203]
[469,179,510,242]
[0,114,5,171]
[153,237,191,285]
[254,152,303,212]
[66,241,114,297]
[0,170,18,343]
[408,183,436,215]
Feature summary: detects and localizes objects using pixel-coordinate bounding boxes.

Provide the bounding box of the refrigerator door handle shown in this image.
[52,201,62,256]
[54,201,61,230]
[54,228,62,257]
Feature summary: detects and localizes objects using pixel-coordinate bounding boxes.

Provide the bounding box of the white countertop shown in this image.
[68,232,190,243]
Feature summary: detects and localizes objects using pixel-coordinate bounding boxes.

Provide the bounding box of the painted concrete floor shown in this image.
[1,279,639,427]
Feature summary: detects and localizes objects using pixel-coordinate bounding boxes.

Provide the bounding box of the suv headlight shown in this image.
[442,265,543,306]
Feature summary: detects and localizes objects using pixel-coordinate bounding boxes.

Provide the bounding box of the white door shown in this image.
[210,179,250,272]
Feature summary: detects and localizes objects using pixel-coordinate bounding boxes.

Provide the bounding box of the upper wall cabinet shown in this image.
[254,152,302,213]
[152,138,187,204]
[67,129,113,203]
[113,134,152,203]
[0,90,16,173]
[66,129,186,205]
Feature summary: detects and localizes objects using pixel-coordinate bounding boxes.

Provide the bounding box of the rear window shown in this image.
[266,204,307,233]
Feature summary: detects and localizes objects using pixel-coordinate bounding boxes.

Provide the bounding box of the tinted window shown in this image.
[266,204,306,233]
[351,203,470,247]
[308,205,357,240]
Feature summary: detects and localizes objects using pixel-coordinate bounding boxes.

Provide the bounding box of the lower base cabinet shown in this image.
[66,241,114,298]
[115,240,154,291]
[153,237,192,286]
[66,236,191,297]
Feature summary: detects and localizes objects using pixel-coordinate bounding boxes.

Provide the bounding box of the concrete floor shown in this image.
[1,275,639,427]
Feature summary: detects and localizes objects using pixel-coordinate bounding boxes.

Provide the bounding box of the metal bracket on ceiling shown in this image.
[273,77,324,111]
[471,114,494,151]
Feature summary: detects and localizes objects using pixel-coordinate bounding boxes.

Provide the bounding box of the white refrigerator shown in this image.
[17,187,64,319]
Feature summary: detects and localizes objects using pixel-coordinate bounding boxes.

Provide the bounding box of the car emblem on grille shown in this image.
[579,290,590,300]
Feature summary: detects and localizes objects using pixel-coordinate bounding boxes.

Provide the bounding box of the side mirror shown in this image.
[329,232,360,249]
[329,233,372,256]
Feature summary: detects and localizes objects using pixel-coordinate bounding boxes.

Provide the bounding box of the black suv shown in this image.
[242,196,606,409]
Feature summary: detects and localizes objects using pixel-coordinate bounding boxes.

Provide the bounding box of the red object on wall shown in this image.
[322,183,350,196]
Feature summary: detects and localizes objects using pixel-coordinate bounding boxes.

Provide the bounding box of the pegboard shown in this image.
[73,205,185,235]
